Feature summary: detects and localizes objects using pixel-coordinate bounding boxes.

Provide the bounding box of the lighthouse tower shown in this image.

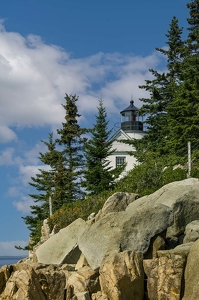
[108,100,146,173]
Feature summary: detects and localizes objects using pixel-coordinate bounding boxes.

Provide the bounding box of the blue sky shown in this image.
[0,0,189,255]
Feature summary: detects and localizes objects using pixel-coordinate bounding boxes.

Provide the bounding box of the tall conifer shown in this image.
[56,94,87,201]
[82,99,125,194]
[129,17,184,162]
[166,0,199,158]
[22,132,61,245]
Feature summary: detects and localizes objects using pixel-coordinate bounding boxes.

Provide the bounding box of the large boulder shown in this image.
[66,265,100,295]
[1,264,46,300]
[95,192,139,221]
[79,178,199,270]
[144,247,189,300]
[79,204,173,270]
[183,220,199,243]
[0,265,13,294]
[36,218,89,265]
[99,251,144,300]
[0,263,69,300]
[183,239,199,300]
[125,177,199,237]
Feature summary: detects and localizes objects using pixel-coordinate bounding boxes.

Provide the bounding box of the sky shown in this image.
[0,0,189,256]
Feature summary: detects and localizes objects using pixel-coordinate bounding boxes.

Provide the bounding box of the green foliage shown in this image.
[48,190,112,230]
[82,99,125,194]
[56,94,88,201]
[161,167,187,186]
[115,162,187,197]
[22,133,61,248]
[133,16,184,162]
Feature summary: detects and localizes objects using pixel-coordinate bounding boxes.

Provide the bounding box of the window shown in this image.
[116,156,126,167]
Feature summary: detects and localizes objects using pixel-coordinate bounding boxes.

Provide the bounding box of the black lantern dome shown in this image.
[120,100,143,132]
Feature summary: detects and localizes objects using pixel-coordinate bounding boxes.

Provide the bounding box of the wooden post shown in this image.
[49,196,52,217]
[188,141,191,177]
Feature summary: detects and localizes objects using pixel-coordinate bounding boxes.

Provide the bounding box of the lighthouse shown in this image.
[107,100,146,173]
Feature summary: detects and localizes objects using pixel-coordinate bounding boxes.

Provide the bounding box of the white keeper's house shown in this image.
[108,100,146,174]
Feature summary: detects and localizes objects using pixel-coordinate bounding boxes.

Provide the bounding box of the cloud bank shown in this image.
[0,22,163,130]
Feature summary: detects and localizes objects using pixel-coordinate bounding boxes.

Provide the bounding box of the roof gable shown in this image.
[109,129,132,142]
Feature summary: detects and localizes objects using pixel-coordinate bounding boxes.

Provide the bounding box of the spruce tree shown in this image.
[22,132,61,246]
[56,94,87,201]
[126,17,184,163]
[82,99,125,194]
[166,0,199,159]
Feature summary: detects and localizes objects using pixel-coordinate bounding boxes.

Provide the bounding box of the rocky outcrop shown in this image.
[0,263,66,300]
[36,218,89,265]
[95,192,139,221]
[79,203,173,270]
[144,249,188,300]
[1,178,199,299]
[99,251,144,300]
[183,238,199,300]
[183,220,199,243]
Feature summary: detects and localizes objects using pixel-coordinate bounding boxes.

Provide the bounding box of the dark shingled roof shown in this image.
[120,100,139,114]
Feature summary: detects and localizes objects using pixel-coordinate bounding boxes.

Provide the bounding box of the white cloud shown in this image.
[13,196,34,214]
[0,22,163,133]
[23,142,46,165]
[0,126,17,143]
[0,147,15,165]
[19,165,41,185]
[0,241,28,256]
[7,186,22,197]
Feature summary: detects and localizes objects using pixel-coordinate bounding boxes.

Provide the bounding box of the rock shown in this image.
[144,233,166,259]
[95,192,139,221]
[87,212,96,221]
[0,265,12,294]
[0,263,67,300]
[99,251,144,300]
[40,219,51,242]
[73,291,91,300]
[183,220,199,243]
[91,291,108,300]
[67,266,100,295]
[183,239,199,299]
[2,178,199,299]
[144,249,188,300]
[1,264,46,300]
[125,178,199,238]
[173,242,194,253]
[75,253,89,270]
[36,218,89,264]
[79,204,173,270]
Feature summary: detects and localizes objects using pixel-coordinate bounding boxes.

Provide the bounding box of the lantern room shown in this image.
[120,100,143,132]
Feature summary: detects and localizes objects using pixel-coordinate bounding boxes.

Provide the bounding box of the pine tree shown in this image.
[56,94,87,201]
[82,99,125,194]
[22,132,60,246]
[166,1,199,159]
[128,17,184,163]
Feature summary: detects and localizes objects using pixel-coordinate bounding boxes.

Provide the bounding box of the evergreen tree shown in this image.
[166,0,199,159]
[123,17,184,163]
[82,99,125,194]
[56,94,87,201]
[22,132,61,246]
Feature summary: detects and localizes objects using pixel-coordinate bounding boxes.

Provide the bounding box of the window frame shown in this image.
[116,156,126,168]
